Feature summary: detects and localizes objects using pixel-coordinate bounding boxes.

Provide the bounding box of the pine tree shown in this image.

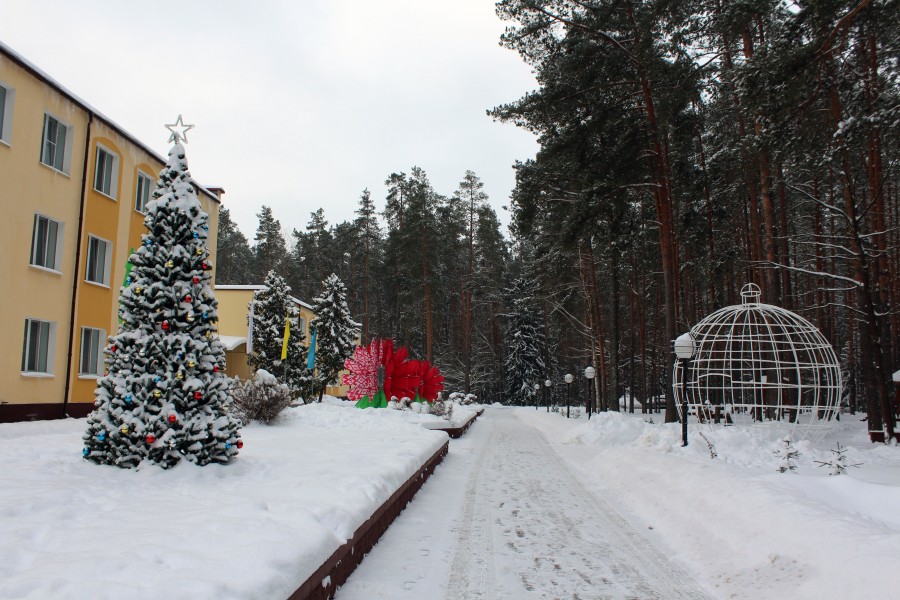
[252,206,286,281]
[310,273,359,400]
[503,277,546,406]
[248,271,312,399]
[215,205,253,284]
[83,138,242,469]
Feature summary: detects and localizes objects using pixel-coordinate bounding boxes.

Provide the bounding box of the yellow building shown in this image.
[216,285,357,398]
[0,42,222,422]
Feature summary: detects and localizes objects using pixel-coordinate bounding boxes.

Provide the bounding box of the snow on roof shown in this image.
[218,336,247,351]
[214,285,314,310]
[0,40,219,203]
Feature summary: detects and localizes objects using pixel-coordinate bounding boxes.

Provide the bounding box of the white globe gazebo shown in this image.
[673,284,842,441]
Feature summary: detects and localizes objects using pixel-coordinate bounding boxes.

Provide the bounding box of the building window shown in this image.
[30,214,64,271]
[94,146,118,198]
[0,82,13,144]
[79,327,105,376]
[86,235,112,286]
[135,171,154,213]
[41,114,71,173]
[22,318,55,374]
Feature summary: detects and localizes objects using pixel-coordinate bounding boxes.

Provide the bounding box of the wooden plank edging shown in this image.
[287,439,450,600]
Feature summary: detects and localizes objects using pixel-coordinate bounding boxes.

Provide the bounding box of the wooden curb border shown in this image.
[432,407,484,439]
[287,439,450,600]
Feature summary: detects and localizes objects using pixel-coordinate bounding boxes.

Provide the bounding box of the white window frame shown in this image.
[21,318,56,376]
[93,144,119,199]
[29,213,65,273]
[135,170,154,213]
[0,81,14,145]
[79,326,105,377]
[40,113,72,174]
[85,234,112,287]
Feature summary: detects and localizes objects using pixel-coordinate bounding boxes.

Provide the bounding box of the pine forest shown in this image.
[217,1,899,433]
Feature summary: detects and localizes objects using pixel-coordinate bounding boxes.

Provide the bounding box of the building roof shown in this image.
[0,40,220,204]
[215,285,315,310]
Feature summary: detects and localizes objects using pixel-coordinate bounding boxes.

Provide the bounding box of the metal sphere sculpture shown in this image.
[673,284,842,441]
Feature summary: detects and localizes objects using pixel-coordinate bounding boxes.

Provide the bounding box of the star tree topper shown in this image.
[166,114,195,144]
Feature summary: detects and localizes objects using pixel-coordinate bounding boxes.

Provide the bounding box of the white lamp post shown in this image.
[544,378,552,413]
[564,373,574,418]
[534,382,540,410]
[674,332,696,447]
[584,366,596,419]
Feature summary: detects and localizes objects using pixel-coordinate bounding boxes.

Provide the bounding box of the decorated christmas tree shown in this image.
[83,117,242,469]
[247,270,312,398]
[309,273,358,401]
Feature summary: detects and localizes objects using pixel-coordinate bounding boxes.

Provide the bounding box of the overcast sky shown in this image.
[2,0,538,240]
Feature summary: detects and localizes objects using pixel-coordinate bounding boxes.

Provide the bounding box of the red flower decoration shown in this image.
[410,360,444,402]
[378,340,419,401]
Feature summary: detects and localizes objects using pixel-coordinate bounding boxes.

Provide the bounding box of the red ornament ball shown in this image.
[162,320,170,331]
[213,365,220,373]
[201,262,209,270]
[111,345,117,352]
[192,276,200,284]
[168,414,177,423]
[184,295,192,303]
[193,391,202,400]
[146,434,156,444]
[236,439,244,449]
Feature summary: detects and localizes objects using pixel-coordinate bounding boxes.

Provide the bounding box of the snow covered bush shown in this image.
[231,370,293,425]
[774,437,800,473]
[430,400,454,421]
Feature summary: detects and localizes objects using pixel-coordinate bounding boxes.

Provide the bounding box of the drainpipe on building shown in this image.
[62,112,93,419]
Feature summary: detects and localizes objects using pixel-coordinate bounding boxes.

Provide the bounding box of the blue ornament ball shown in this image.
[193,232,199,239]
[144,240,152,247]
[225,443,232,449]
[125,394,133,403]
[154,376,161,383]
[126,277,131,285]
[82,447,90,457]
[97,432,106,441]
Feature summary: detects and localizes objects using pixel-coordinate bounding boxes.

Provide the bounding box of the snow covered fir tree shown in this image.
[310,273,359,401]
[83,120,242,468]
[248,270,312,399]
[503,277,546,406]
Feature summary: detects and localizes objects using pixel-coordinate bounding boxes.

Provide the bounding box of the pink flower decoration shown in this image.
[342,344,379,401]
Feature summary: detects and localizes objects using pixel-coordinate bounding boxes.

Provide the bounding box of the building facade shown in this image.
[0,42,221,422]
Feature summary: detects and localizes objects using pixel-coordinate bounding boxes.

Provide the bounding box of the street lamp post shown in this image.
[544,379,551,413]
[564,373,573,418]
[534,383,540,410]
[674,332,696,447]
[584,366,596,419]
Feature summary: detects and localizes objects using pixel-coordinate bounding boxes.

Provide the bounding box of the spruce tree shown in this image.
[83,134,242,469]
[248,270,312,399]
[310,273,359,400]
[503,277,546,406]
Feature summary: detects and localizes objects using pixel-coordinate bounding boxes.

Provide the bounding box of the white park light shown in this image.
[673,332,696,360]
[564,373,573,384]
[544,379,551,387]
[584,366,596,379]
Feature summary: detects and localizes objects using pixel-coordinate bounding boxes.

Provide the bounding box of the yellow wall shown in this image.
[0,53,88,411]
[1,47,222,420]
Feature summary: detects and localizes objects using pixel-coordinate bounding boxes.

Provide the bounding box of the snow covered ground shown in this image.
[338,406,900,600]
[0,402,446,599]
[3,403,899,600]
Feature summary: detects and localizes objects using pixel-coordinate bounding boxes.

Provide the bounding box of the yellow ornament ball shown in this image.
[188,360,196,368]
[195,248,203,255]
[135,287,143,295]
[205,331,212,338]
[176,371,183,380]
[120,425,128,434]
[166,260,174,268]
[153,390,161,398]
[186,314,195,322]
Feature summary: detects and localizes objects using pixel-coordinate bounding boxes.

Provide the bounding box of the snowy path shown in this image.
[336,408,715,600]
